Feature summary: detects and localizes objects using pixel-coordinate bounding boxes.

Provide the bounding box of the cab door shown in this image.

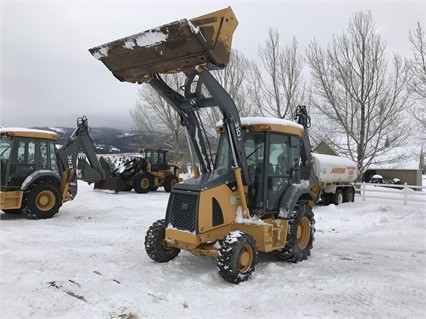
[9,138,37,188]
[266,133,291,211]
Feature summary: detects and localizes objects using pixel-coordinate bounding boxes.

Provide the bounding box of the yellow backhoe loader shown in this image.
[90,7,318,283]
[0,116,106,219]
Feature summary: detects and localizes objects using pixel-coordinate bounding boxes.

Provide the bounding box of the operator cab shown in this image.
[143,149,169,171]
[0,129,60,190]
[215,118,304,214]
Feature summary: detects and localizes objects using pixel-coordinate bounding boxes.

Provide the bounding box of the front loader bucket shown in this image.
[94,176,132,193]
[89,7,238,83]
[94,176,119,192]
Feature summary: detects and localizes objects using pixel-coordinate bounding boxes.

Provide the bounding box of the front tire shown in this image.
[275,203,315,263]
[322,193,332,205]
[133,173,153,193]
[164,175,179,192]
[217,231,258,284]
[25,184,62,219]
[145,219,180,262]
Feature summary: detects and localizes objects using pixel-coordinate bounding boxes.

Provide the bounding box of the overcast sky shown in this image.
[1,0,425,130]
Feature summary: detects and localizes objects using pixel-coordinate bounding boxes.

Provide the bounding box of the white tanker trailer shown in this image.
[311,153,358,205]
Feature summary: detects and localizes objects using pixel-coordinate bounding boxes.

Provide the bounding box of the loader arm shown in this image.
[148,70,249,184]
[89,7,249,184]
[148,74,213,174]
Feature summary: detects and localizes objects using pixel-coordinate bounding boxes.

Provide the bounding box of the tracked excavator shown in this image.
[0,116,106,219]
[90,7,319,283]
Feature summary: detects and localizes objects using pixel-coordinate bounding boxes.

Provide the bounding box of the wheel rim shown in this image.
[141,178,149,189]
[238,245,253,273]
[171,179,177,187]
[36,190,55,211]
[297,216,311,250]
[337,193,343,204]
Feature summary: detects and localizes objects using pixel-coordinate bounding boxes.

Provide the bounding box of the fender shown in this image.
[279,183,313,217]
[21,170,61,191]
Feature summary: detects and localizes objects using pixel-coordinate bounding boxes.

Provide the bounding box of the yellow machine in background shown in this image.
[0,116,106,219]
[94,148,180,193]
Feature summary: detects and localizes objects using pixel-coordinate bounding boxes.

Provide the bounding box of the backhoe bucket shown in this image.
[89,7,238,83]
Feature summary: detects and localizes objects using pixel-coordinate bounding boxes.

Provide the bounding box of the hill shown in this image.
[32,126,160,154]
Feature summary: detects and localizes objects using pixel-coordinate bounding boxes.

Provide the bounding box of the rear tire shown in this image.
[217,231,258,284]
[275,203,315,263]
[145,219,180,262]
[343,188,355,202]
[25,184,62,219]
[164,175,179,192]
[332,189,344,205]
[133,173,153,193]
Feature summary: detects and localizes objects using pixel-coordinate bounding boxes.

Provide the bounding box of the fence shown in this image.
[356,182,426,205]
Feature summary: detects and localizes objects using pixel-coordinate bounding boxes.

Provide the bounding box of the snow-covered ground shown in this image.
[1,182,425,318]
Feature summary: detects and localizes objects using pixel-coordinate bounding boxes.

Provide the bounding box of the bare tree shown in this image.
[204,49,260,129]
[130,73,185,160]
[254,28,306,119]
[408,22,426,141]
[307,11,411,176]
[131,50,259,163]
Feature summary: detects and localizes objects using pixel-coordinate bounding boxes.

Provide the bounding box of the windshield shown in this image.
[215,131,266,172]
[0,136,12,160]
[214,134,231,170]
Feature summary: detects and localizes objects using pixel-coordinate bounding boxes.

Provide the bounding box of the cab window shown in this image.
[0,136,12,160]
[15,139,36,164]
[215,134,231,170]
[49,140,60,175]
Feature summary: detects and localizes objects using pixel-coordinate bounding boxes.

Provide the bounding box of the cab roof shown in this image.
[0,127,59,140]
[217,117,304,137]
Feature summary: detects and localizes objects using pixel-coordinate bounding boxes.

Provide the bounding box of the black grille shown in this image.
[168,192,198,233]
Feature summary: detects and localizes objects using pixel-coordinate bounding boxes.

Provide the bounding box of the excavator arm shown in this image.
[295,105,319,186]
[56,116,106,199]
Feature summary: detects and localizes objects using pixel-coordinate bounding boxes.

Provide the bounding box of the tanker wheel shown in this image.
[332,189,344,205]
[322,193,332,205]
[275,203,315,263]
[133,173,153,193]
[343,188,355,202]
[164,175,179,192]
[145,219,180,262]
[217,231,258,284]
[25,184,62,219]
